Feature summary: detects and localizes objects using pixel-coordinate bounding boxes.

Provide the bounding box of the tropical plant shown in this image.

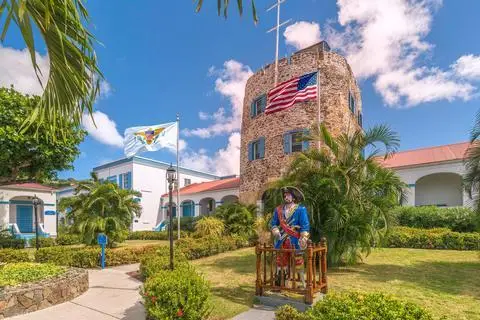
[193,217,225,238]
[58,172,141,247]
[194,0,257,23]
[464,111,480,216]
[272,123,406,265]
[0,0,101,135]
[0,88,86,185]
[214,202,257,236]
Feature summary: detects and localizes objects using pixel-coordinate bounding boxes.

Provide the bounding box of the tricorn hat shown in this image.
[281,186,305,202]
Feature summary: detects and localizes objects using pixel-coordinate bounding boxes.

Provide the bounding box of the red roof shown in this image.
[379,142,470,169]
[162,177,240,197]
[2,183,57,191]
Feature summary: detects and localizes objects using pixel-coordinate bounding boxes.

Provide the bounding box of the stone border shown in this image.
[0,268,88,318]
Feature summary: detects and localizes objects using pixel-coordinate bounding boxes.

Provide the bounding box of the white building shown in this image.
[0,183,58,239]
[380,142,472,207]
[93,156,220,231]
[159,177,240,220]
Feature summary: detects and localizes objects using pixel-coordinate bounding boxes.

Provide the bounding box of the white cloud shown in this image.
[452,54,480,80]
[284,21,321,50]
[183,60,253,138]
[181,132,241,176]
[82,111,124,148]
[0,46,49,95]
[325,0,477,107]
[99,80,113,99]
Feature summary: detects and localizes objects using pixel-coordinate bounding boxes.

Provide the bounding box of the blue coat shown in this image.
[270,204,310,250]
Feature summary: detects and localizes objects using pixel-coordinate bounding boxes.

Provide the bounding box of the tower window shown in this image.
[349,91,356,114]
[358,112,363,127]
[248,137,265,161]
[250,94,267,117]
[284,129,310,154]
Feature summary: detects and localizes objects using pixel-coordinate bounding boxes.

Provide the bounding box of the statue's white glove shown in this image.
[272,228,280,239]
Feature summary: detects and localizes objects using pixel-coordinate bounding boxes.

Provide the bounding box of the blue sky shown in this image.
[1,0,480,180]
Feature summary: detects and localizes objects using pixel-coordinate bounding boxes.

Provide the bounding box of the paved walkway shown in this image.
[232,306,275,320]
[11,264,144,320]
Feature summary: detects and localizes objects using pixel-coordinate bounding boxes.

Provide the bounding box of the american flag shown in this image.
[265,72,318,115]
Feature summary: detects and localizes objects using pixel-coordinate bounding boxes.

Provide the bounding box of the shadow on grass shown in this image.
[210,284,255,307]
[199,252,257,275]
[331,260,480,298]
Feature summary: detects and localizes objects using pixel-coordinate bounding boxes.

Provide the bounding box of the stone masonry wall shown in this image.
[0,268,88,318]
[240,43,362,204]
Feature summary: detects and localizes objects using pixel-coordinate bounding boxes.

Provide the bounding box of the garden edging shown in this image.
[0,268,88,318]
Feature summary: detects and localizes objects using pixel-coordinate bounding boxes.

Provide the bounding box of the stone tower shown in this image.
[239,41,363,206]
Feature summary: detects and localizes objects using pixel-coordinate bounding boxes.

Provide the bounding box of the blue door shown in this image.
[182,201,194,217]
[16,205,33,233]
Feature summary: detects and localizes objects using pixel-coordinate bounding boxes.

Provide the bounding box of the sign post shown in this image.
[97,233,108,269]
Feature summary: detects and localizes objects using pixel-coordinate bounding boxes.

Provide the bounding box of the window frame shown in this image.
[251,94,266,118]
[184,178,192,186]
[349,91,356,114]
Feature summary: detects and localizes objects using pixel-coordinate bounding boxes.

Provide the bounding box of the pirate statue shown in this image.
[270,186,310,287]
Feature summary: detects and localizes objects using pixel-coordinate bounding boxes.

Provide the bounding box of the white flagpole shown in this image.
[176,114,181,239]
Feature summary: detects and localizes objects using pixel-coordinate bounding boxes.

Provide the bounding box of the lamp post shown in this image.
[166,164,177,270]
[32,195,40,251]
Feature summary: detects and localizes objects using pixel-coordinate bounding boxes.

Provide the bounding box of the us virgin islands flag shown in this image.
[124,122,178,157]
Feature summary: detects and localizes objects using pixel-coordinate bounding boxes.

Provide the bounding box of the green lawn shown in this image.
[192,248,480,320]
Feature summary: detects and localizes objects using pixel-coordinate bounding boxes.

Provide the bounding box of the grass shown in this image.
[0,263,66,287]
[193,247,480,320]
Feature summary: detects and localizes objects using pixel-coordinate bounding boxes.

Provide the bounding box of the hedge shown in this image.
[384,227,480,250]
[0,238,25,249]
[0,249,31,263]
[127,230,188,240]
[175,235,251,260]
[140,247,189,279]
[276,292,434,320]
[30,237,57,248]
[392,206,479,232]
[55,234,83,246]
[34,245,164,268]
[0,263,66,287]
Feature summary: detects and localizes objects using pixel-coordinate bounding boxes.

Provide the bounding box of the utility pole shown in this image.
[267,0,291,87]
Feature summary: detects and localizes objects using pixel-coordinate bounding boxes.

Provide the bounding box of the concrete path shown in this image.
[11,264,144,320]
[232,305,276,320]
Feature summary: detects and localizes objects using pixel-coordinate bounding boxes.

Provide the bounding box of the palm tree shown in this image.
[214,202,257,236]
[1,0,101,134]
[194,0,257,23]
[464,111,480,213]
[271,124,406,265]
[59,172,141,247]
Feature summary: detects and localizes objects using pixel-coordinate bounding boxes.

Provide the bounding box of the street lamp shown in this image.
[32,195,41,251]
[166,164,177,270]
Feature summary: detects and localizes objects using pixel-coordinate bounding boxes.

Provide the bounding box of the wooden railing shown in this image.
[255,238,328,304]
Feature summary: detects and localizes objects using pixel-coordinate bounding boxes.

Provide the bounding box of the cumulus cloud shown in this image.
[452,54,480,80]
[183,60,252,138]
[325,0,476,107]
[82,111,124,148]
[0,46,49,95]
[181,132,241,176]
[284,21,321,50]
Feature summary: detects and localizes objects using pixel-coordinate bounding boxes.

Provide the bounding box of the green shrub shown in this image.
[214,202,257,237]
[0,249,31,263]
[175,235,251,260]
[0,238,26,249]
[34,244,165,268]
[384,227,480,250]
[193,217,224,238]
[127,230,187,240]
[140,247,188,279]
[392,206,479,232]
[143,265,211,320]
[56,234,83,245]
[0,263,66,287]
[30,237,56,248]
[275,292,434,320]
[172,217,198,233]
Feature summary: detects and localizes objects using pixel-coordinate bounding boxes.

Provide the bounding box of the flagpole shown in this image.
[176,114,180,240]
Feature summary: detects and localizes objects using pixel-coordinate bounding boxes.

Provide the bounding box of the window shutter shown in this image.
[259,137,265,159]
[118,174,123,189]
[248,142,253,161]
[283,133,291,154]
[302,129,310,151]
[250,101,255,118]
[261,94,267,113]
[126,172,132,189]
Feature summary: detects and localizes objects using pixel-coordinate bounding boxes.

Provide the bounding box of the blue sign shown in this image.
[97,233,108,245]
[45,210,56,216]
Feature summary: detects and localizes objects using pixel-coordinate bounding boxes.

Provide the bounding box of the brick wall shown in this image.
[239,43,362,204]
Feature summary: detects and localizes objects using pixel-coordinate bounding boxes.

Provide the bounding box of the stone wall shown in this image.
[239,42,362,204]
[0,268,88,318]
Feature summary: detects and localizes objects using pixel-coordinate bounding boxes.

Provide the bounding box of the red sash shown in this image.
[276,205,300,239]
